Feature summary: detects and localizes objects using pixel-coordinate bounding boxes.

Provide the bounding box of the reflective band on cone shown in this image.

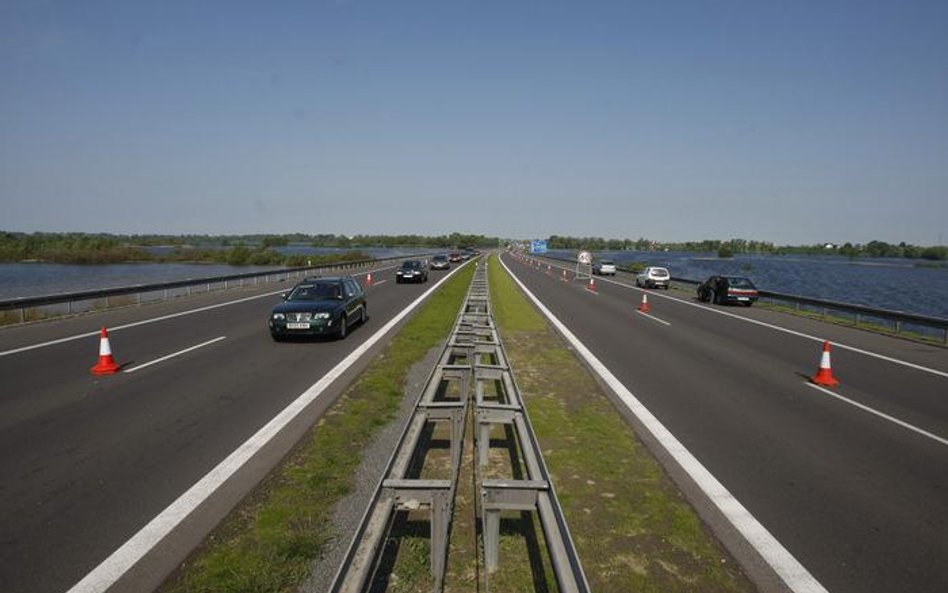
[90,327,120,375]
[638,293,650,313]
[810,340,839,387]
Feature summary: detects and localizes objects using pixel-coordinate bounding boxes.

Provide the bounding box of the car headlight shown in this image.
[313,312,331,319]
[272,313,285,320]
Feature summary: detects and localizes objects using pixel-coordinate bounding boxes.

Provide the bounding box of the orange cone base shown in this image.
[810,370,839,387]
[639,304,650,313]
[91,356,120,375]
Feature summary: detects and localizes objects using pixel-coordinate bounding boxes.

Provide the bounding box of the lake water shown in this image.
[2,249,946,320]
[546,249,948,319]
[0,247,436,301]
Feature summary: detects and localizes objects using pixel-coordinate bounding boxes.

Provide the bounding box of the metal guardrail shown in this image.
[523,252,948,345]
[0,254,416,324]
[330,259,589,593]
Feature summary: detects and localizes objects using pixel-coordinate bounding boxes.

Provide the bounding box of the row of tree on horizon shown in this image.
[0,231,945,264]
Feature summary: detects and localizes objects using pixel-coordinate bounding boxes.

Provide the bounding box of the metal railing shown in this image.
[0,254,415,325]
[330,259,589,593]
[519,252,948,346]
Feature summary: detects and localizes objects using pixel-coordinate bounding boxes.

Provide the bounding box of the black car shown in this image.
[697,275,759,306]
[396,259,428,283]
[269,276,366,340]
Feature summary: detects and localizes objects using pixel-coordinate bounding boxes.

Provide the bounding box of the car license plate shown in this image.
[286,322,310,329]
[737,297,749,301]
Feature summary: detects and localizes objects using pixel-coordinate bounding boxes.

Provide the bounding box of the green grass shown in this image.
[160,262,476,593]
[488,254,755,593]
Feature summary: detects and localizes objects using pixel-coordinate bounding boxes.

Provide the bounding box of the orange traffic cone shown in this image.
[366,272,373,286]
[638,293,650,313]
[587,277,597,293]
[810,341,839,387]
[90,327,121,375]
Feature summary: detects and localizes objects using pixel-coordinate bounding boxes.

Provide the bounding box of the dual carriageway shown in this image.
[0,252,945,593]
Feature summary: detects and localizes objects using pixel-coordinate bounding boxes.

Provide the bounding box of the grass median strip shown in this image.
[159,263,475,593]
[487,254,757,593]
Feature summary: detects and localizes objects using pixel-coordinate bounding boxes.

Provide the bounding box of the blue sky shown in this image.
[2,0,946,245]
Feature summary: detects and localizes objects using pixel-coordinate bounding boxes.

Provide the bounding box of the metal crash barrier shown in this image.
[330,259,590,593]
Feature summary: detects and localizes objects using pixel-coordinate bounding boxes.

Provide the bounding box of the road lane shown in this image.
[0,262,453,593]
[502,252,948,593]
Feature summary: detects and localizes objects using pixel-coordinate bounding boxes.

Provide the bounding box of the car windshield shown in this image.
[651,268,669,276]
[727,277,755,288]
[402,260,422,269]
[288,283,340,300]
[433,255,448,261]
[601,260,614,265]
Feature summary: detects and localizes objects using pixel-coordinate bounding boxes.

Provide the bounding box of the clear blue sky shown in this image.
[2,0,946,245]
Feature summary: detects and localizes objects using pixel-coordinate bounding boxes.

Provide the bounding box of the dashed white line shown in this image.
[501,256,829,593]
[805,383,948,447]
[636,311,672,326]
[65,261,473,593]
[124,337,227,373]
[523,256,948,380]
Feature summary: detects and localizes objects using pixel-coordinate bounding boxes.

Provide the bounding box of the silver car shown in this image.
[636,266,670,289]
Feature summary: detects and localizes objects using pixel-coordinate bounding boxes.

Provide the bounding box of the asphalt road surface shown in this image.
[0,261,460,593]
[502,252,947,593]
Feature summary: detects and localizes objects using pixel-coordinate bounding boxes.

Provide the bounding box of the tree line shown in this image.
[545,235,946,261]
[0,232,500,265]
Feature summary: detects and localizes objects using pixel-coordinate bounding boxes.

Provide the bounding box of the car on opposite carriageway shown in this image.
[696,275,759,306]
[269,276,367,340]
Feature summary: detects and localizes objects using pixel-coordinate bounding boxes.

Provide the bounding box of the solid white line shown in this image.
[123,337,227,374]
[533,258,948,380]
[0,290,285,358]
[65,261,473,593]
[500,256,828,593]
[636,310,671,326]
[805,383,948,447]
[372,279,389,286]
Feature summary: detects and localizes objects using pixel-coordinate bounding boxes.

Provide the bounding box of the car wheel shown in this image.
[360,305,367,325]
[711,289,719,304]
[337,316,347,339]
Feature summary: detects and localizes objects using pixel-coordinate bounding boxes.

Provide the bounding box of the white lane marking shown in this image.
[1,263,403,359]
[123,337,227,374]
[372,279,389,286]
[65,261,473,593]
[0,290,285,358]
[805,383,948,447]
[636,311,671,326]
[501,257,828,593]
[521,257,948,380]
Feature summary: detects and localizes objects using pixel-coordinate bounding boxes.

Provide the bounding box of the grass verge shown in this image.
[488,254,757,593]
[158,263,475,593]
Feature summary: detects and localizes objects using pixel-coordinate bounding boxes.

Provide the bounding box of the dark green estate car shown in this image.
[269,276,366,340]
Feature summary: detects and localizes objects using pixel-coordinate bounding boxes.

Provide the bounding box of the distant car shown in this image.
[697,275,758,306]
[636,266,671,289]
[430,254,450,270]
[448,252,463,263]
[396,259,429,283]
[592,260,617,276]
[269,276,366,340]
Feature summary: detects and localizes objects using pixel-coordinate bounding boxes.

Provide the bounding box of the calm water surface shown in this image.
[549,250,948,319]
[0,247,434,301]
[2,250,946,319]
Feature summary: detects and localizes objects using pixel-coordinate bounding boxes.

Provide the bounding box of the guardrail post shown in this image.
[20,308,26,323]
[895,320,902,336]
[164,289,169,300]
